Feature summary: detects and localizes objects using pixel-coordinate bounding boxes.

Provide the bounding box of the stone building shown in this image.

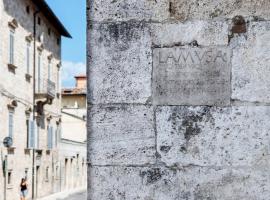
[60,75,87,192]
[87,0,270,199]
[0,0,70,199]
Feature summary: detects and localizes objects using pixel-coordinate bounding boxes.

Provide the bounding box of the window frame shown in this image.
[9,29,15,65]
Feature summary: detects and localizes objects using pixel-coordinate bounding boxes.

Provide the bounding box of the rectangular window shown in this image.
[26,42,30,74]
[8,111,14,139]
[8,170,12,185]
[48,60,51,81]
[25,168,28,180]
[30,120,35,148]
[56,68,60,93]
[47,125,53,149]
[9,30,14,64]
[36,125,39,149]
[55,124,59,147]
[26,119,29,147]
[45,167,49,181]
[37,53,41,91]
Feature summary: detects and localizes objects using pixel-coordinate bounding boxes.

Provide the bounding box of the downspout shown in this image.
[32,9,40,200]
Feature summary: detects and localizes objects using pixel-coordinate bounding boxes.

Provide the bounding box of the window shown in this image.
[48,60,51,81]
[38,17,41,25]
[9,30,14,64]
[55,124,59,147]
[36,125,39,149]
[26,119,29,147]
[25,168,28,180]
[56,67,60,93]
[45,167,49,181]
[26,6,30,14]
[8,111,14,139]
[26,42,30,74]
[48,28,51,36]
[26,119,35,148]
[55,166,59,179]
[8,170,12,185]
[57,38,60,46]
[47,124,53,149]
[37,53,42,92]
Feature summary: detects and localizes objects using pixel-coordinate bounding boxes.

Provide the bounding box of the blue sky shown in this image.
[46,0,86,87]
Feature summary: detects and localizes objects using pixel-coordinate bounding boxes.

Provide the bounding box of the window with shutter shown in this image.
[37,53,41,92]
[48,60,51,81]
[8,111,14,139]
[47,125,53,149]
[30,120,35,148]
[9,30,14,64]
[51,126,54,149]
[26,42,30,74]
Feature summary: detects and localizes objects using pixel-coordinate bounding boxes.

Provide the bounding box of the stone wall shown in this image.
[87,1,270,199]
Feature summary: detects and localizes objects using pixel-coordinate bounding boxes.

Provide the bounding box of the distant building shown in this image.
[60,75,87,191]
[0,0,71,199]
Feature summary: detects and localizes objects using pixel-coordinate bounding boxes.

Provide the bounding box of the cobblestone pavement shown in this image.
[57,191,87,200]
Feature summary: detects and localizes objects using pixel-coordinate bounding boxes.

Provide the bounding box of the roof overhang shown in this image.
[31,0,72,38]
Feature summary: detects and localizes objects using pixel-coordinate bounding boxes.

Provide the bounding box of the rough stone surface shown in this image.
[157,106,270,167]
[88,0,270,22]
[89,0,169,22]
[88,22,152,104]
[232,22,270,103]
[153,47,231,105]
[88,105,156,165]
[88,166,270,200]
[168,0,270,21]
[87,0,270,199]
[151,21,229,47]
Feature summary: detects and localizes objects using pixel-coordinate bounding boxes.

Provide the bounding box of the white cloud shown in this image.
[61,61,86,88]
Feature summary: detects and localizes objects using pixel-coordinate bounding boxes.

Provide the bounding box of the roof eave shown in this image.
[31,0,72,38]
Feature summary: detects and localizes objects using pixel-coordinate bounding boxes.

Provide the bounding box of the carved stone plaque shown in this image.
[153,47,231,105]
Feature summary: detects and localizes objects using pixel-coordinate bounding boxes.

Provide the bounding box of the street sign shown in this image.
[3,137,13,148]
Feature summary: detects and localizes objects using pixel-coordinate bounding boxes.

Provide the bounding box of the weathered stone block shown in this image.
[88,166,270,200]
[168,0,270,21]
[151,21,229,47]
[89,0,169,22]
[153,47,231,105]
[157,106,270,167]
[88,105,155,165]
[232,22,270,103]
[88,22,152,104]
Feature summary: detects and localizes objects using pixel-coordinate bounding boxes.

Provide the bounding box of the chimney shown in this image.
[75,75,87,89]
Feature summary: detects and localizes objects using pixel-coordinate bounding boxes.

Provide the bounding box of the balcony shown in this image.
[35,79,56,99]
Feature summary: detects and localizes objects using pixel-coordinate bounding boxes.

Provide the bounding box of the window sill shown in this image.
[24,148,32,154]
[46,149,51,155]
[35,149,43,156]
[7,147,15,154]
[7,63,17,73]
[25,73,32,82]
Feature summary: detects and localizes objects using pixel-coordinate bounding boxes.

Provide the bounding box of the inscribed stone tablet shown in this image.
[153,47,231,105]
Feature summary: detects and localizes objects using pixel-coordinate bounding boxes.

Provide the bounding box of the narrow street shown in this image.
[58,191,87,200]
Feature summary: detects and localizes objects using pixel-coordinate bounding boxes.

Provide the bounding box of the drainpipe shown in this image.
[32,10,40,200]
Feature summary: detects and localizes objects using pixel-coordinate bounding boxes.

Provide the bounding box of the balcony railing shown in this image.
[35,79,56,99]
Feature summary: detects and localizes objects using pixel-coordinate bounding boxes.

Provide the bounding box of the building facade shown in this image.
[87,0,270,199]
[0,0,70,199]
[60,75,87,192]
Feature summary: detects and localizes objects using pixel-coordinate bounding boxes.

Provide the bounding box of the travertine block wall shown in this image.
[87,1,270,199]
